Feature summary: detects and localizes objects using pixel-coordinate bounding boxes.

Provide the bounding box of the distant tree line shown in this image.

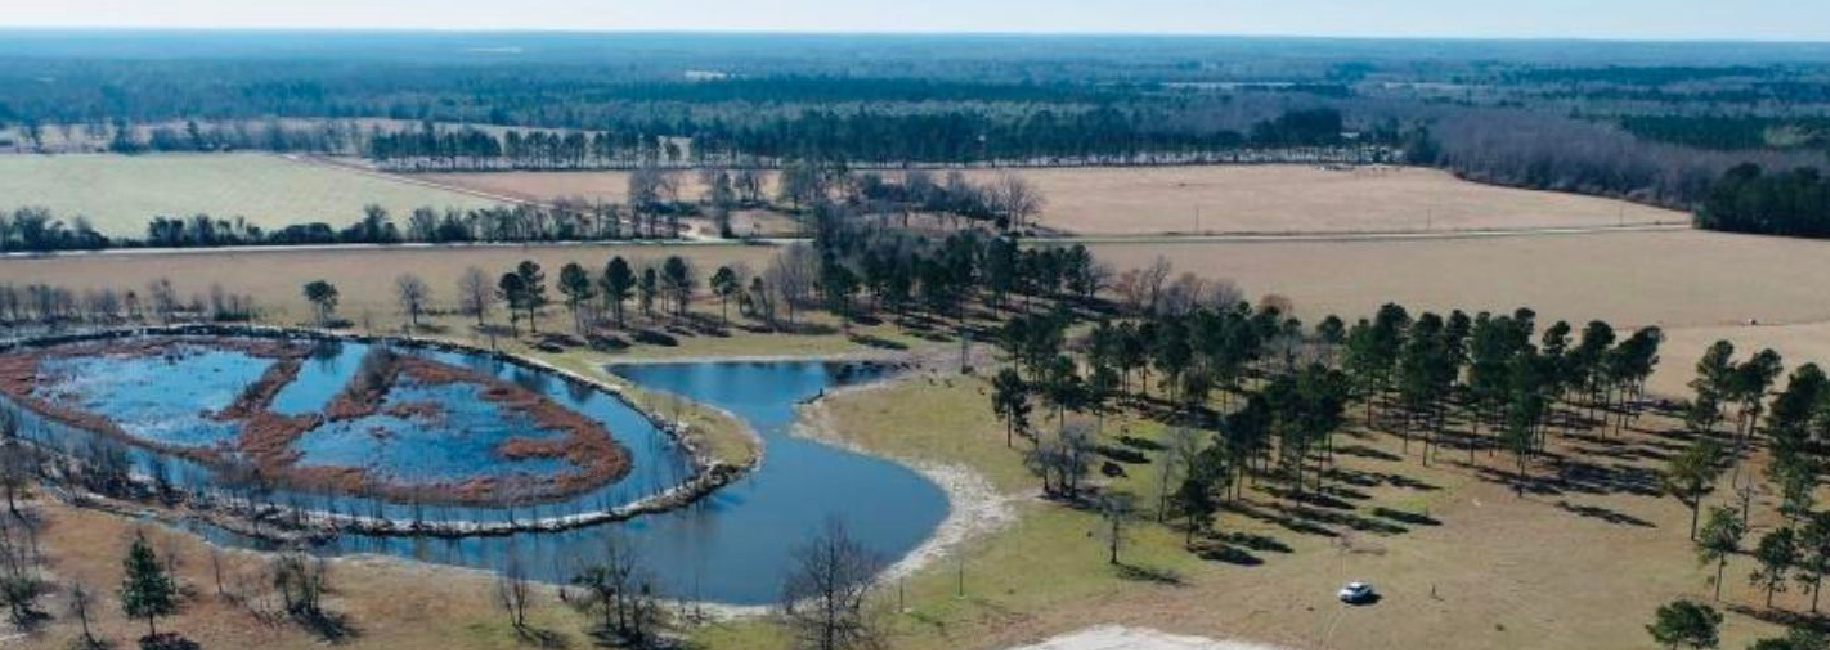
[363,108,1369,170]
[0,278,258,330]
[1621,115,1830,152]
[1414,108,1827,210]
[0,202,688,253]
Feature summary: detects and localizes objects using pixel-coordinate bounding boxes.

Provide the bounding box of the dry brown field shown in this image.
[961,165,1686,235]
[1090,230,1830,330]
[1092,229,1830,397]
[1656,321,1830,397]
[412,165,1684,235]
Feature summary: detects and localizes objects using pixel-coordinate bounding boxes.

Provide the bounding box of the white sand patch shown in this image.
[792,375,1019,582]
[1006,626,1300,650]
[879,460,1016,582]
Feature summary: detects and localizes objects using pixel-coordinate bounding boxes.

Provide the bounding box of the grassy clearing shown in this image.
[15,501,598,650]
[753,365,1797,650]
[0,154,503,236]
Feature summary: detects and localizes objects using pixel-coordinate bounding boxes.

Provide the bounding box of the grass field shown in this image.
[0,154,505,236]
[722,370,1795,650]
[411,165,1686,236]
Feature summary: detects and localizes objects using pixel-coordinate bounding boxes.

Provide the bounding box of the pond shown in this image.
[2,335,950,605]
[2,336,692,512]
[263,361,949,605]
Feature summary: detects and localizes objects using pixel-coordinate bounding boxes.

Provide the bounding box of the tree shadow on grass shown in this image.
[1726,604,1830,631]
[772,322,841,336]
[1272,504,1408,535]
[1260,486,1358,511]
[1553,500,1655,528]
[1321,467,1383,488]
[1118,435,1165,452]
[1468,465,1564,497]
[1371,507,1442,527]
[1114,562,1189,585]
[848,333,909,351]
[1215,531,1293,553]
[1222,501,1340,538]
[1193,543,1264,566]
[515,626,570,649]
[1556,459,1663,498]
[296,610,361,645]
[1384,473,1442,491]
[1097,444,1151,464]
[1335,444,1403,463]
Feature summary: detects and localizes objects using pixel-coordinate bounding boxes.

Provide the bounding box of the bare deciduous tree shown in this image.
[496,544,535,637]
[394,273,431,331]
[782,519,884,650]
[990,173,1045,231]
[457,266,492,328]
[768,243,820,326]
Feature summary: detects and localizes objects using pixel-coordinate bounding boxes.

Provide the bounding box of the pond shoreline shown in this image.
[0,324,746,540]
[789,366,1019,587]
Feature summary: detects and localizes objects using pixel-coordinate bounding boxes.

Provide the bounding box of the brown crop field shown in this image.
[959,165,1686,235]
[1090,230,1830,330]
[1092,229,1830,397]
[1656,321,1830,397]
[412,165,1685,236]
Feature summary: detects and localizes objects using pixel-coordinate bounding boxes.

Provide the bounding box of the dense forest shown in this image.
[1696,164,1830,238]
[361,107,1367,169]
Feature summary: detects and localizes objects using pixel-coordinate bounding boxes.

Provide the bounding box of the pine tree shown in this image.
[119,533,178,636]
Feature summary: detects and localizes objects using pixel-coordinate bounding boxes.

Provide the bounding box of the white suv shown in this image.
[1338,581,1375,604]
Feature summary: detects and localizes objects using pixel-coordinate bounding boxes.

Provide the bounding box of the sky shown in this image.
[7,0,1830,41]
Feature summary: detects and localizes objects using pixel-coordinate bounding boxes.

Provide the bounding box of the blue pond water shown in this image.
[35,345,274,449]
[292,381,574,483]
[6,340,950,604]
[10,339,697,521]
[281,361,950,605]
[269,342,368,416]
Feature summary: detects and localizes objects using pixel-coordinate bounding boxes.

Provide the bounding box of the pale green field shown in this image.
[0,153,505,236]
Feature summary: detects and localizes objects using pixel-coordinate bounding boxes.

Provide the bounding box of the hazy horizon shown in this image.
[9,0,1830,42]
